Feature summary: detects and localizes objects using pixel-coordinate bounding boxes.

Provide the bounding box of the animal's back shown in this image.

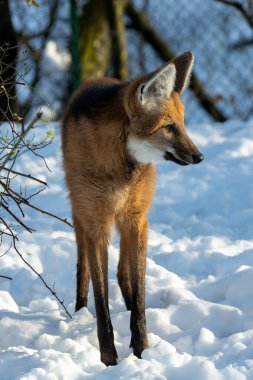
[63,78,125,122]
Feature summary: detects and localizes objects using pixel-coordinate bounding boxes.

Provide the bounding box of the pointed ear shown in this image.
[169,51,194,94]
[138,63,176,106]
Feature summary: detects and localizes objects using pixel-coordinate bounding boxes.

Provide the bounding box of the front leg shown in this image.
[130,218,149,357]
[119,216,149,357]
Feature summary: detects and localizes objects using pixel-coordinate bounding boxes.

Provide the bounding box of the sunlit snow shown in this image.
[1,120,253,379]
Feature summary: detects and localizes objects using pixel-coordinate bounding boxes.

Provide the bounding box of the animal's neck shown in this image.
[96,125,136,179]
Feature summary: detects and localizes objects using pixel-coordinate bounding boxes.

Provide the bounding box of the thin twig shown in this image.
[0,237,14,256]
[1,108,52,172]
[232,37,253,49]
[1,111,43,168]
[1,184,73,228]
[0,180,25,217]
[0,216,18,240]
[0,201,34,233]
[26,186,46,201]
[13,239,72,319]
[20,201,73,228]
[0,275,12,280]
[0,167,48,186]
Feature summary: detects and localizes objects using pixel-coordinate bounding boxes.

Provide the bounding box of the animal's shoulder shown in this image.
[64,79,127,121]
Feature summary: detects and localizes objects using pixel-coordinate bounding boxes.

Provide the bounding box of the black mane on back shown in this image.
[65,81,127,121]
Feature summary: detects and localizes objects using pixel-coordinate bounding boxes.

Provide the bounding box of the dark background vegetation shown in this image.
[1,0,253,124]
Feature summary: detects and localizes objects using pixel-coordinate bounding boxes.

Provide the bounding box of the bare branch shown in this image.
[26,186,46,201]
[215,0,253,28]
[0,36,73,321]
[0,167,47,186]
[1,183,73,228]
[1,111,42,168]
[0,275,12,280]
[0,179,25,217]
[19,199,73,228]
[0,201,34,233]
[0,216,18,240]
[232,37,253,49]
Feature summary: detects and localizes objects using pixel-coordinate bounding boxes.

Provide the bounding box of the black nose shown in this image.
[192,153,204,164]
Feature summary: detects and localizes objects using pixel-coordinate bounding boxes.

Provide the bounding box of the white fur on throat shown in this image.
[127,136,165,164]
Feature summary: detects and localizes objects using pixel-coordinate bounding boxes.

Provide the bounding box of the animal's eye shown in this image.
[164,124,176,132]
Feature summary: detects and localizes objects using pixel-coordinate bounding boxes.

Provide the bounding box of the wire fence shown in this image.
[8,0,253,124]
[127,0,253,123]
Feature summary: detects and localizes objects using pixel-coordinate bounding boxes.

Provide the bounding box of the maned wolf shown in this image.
[62,51,204,366]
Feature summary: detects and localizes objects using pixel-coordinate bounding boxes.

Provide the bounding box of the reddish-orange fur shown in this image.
[62,52,203,366]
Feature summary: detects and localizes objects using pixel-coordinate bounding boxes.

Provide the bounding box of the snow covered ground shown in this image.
[1,119,253,379]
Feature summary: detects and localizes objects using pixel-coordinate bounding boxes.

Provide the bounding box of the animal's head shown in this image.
[125,52,204,166]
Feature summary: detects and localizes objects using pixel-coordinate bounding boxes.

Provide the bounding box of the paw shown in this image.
[75,297,87,312]
[101,350,118,366]
[130,337,148,358]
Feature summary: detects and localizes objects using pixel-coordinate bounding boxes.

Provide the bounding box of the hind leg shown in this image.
[118,214,149,358]
[73,214,90,311]
[117,229,132,311]
[87,236,118,366]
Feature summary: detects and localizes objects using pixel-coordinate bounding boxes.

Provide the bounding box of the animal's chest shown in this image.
[105,180,132,214]
[105,166,155,216]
